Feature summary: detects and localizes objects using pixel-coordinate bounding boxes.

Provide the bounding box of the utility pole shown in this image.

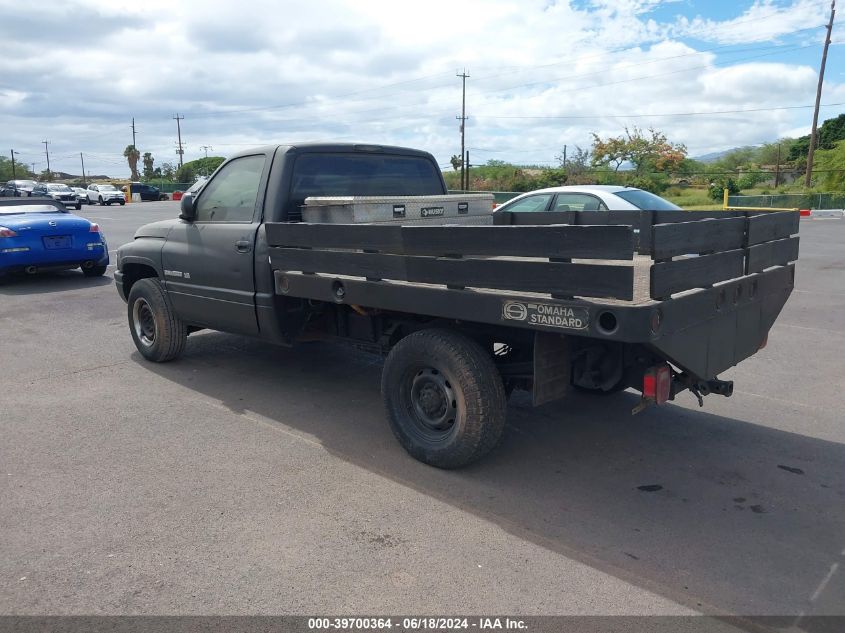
[10,150,17,179]
[131,117,137,148]
[805,0,836,188]
[563,145,567,167]
[43,140,51,180]
[200,145,213,176]
[80,153,86,186]
[774,143,781,189]
[456,70,469,191]
[173,113,185,168]
[465,150,471,191]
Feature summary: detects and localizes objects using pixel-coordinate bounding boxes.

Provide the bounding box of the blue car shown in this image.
[0,199,109,278]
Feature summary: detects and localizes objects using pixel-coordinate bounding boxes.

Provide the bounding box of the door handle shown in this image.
[235,240,252,253]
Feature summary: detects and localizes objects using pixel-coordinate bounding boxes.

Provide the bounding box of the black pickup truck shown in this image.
[114,143,799,468]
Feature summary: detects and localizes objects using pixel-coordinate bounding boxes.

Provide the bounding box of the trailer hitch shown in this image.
[688,378,734,407]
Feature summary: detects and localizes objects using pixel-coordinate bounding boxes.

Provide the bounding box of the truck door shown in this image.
[161,154,267,335]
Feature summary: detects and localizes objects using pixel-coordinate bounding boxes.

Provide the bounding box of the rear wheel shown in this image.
[127,278,187,362]
[381,328,507,469]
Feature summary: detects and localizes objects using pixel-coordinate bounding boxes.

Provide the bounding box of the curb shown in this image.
[800,209,844,219]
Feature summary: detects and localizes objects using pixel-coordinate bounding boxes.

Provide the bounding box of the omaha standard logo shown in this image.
[502,301,589,330]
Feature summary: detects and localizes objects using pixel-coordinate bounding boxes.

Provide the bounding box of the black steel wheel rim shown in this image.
[400,366,459,442]
[132,298,157,347]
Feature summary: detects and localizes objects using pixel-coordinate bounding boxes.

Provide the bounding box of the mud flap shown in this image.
[532,332,571,406]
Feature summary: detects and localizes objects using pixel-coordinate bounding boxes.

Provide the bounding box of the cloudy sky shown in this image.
[1,0,842,177]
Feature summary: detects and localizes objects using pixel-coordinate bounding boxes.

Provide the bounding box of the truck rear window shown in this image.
[288,153,443,220]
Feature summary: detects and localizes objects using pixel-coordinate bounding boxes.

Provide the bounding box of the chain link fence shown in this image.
[728,193,845,210]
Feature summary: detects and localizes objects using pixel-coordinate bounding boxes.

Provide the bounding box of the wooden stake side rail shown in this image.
[648,210,800,299]
[265,223,634,260]
[266,209,800,306]
[270,248,635,300]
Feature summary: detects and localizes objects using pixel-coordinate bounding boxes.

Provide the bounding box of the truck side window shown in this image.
[195,155,265,223]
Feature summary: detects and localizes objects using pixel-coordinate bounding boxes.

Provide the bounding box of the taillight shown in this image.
[89,223,100,233]
[643,364,672,405]
[0,226,17,238]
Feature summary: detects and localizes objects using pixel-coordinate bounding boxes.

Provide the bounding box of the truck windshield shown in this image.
[614,189,681,210]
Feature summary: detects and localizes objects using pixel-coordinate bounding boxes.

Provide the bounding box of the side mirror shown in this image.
[179,193,196,221]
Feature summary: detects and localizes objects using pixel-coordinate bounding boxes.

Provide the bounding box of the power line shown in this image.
[475,101,845,120]
[176,27,823,123]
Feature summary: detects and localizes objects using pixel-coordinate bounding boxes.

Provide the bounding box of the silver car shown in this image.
[494,185,681,213]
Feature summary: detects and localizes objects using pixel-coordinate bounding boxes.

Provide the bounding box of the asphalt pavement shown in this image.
[1,201,843,622]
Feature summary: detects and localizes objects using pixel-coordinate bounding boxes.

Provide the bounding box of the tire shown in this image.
[83,264,107,277]
[98,196,104,206]
[119,200,125,206]
[127,278,187,362]
[381,328,507,469]
[75,203,81,210]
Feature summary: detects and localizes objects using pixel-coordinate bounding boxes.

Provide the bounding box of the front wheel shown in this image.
[83,264,107,277]
[381,328,507,469]
[98,196,104,206]
[127,278,187,362]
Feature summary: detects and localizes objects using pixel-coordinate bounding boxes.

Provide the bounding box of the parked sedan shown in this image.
[87,183,126,206]
[0,199,108,278]
[31,183,81,210]
[493,185,682,213]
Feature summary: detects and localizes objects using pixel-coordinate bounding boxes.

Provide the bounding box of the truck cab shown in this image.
[115,143,447,341]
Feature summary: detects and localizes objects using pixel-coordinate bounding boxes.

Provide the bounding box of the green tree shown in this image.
[788,113,845,163]
[160,162,176,180]
[449,155,462,171]
[174,156,226,183]
[142,152,155,180]
[591,127,686,175]
[0,157,34,181]
[175,164,195,183]
[708,177,739,200]
[736,171,767,190]
[123,145,141,180]
[534,167,568,188]
[810,139,845,190]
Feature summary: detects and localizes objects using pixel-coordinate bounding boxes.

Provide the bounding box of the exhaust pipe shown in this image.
[25,265,37,274]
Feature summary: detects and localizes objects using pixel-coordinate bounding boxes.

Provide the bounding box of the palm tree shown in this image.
[124,145,141,181]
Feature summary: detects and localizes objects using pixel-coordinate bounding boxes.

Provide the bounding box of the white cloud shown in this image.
[0,0,839,176]
[671,0,830,44]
